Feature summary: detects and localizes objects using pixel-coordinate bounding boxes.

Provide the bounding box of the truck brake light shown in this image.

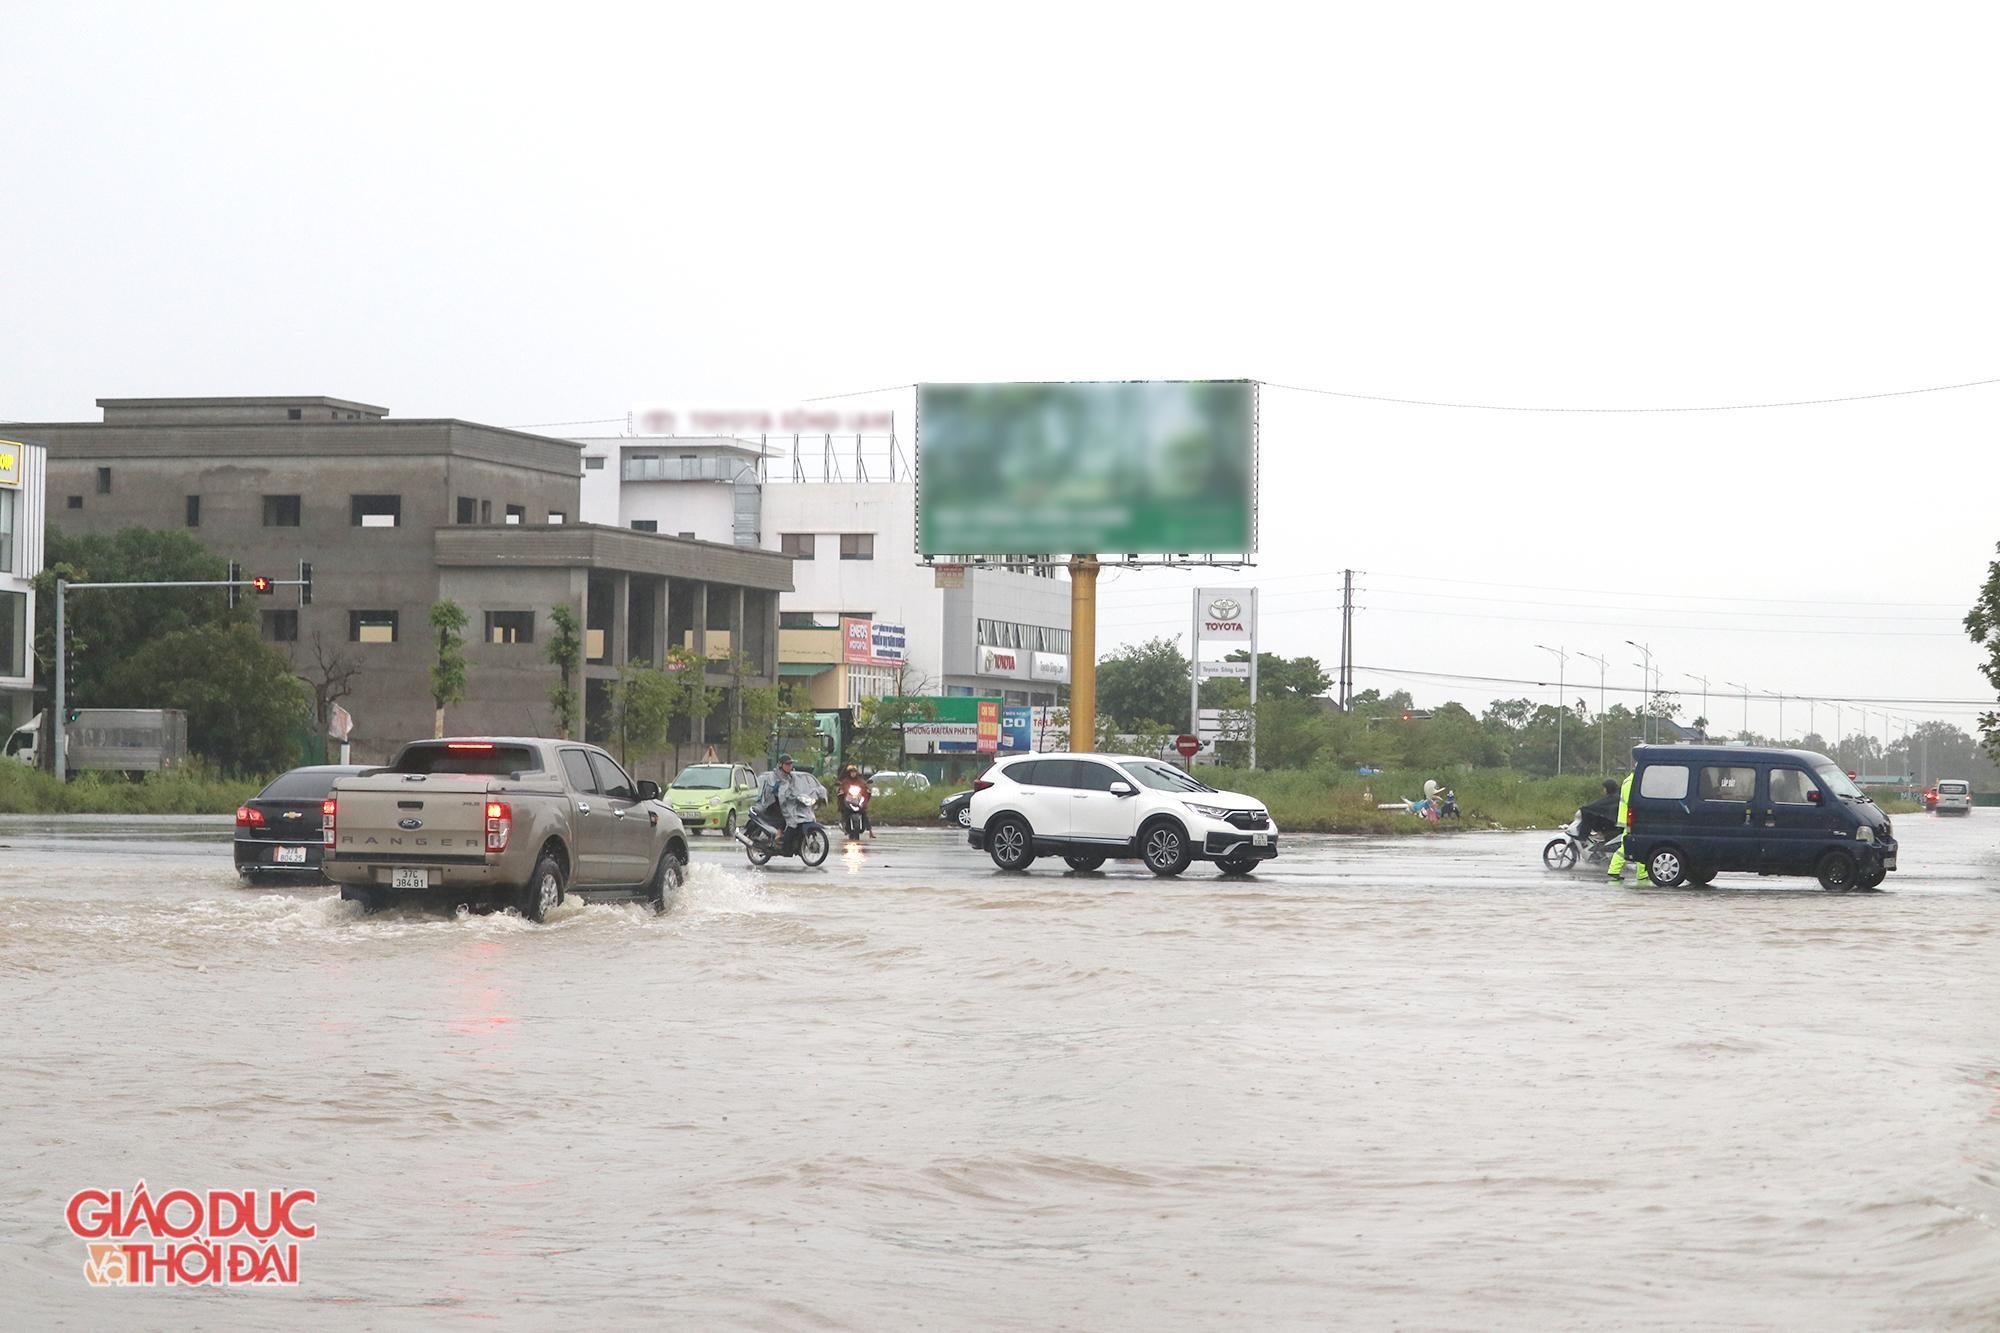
[322,797,336,848]
[236,806,264,827]
[486,801,512,853]
[448,742,495,751]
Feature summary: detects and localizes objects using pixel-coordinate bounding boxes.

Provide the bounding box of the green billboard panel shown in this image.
[917,381,1256,556]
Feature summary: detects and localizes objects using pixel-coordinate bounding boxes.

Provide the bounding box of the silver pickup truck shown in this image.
[322,737,689,921]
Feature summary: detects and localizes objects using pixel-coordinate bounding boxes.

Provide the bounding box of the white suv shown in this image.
[966,752,1278,876]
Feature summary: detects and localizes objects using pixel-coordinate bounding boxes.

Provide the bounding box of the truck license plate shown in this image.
[274,845,307,865]
[1251,833,1268,847]
[392,868,428,890]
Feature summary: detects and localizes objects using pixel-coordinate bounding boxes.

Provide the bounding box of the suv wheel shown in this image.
[521,851,564,922]
[648,844,687,912]
[988,817,1036,872]
[1141,820,1192,877]
[1216,855,1259,875]
[1062,854,1105,872]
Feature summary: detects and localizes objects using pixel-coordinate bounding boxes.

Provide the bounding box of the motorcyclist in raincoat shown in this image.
[755,754,826,855]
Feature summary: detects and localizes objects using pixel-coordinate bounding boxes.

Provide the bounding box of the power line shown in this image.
[513,416,628,429]
[1351,665,1996,709]
[800,382,916,403]
[1262,375,2000,414]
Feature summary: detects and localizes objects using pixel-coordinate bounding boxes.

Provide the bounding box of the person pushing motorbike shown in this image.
[1605,770,1651,885]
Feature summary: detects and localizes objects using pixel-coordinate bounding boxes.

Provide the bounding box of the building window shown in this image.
[779,611,821,629]
[185,494,201,528]
[677,531,695,540]
[96,467,112,495]
[584,456,606,471]
[349,610,399,644]
[263,494,301,527]
[840,533,874,561]
[351,494,402,528]
[67,495,83,509]
[780,533,815,558]
[548,511,566,525]
[0,590,24,678]
[287,407,303,420]
[0,489,15,574]
[262,609,298,643]
[456,497,476,524]
[504,504,526,525]
[485,611,535,644]
[631,520,658,533]
[480,500,492,524]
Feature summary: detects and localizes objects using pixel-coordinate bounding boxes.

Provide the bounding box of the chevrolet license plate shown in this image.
[274,845,307,865]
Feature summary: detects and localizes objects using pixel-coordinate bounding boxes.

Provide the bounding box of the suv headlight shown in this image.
[1183,802,1233,820]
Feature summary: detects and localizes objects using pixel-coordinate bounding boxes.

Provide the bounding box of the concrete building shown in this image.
[573,435,1071,709]
[13,398,790,763]
[0,437,48,731]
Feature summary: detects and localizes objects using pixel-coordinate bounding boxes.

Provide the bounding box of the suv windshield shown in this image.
[1120,760,1215,794]
[671,765,732,789]
[1813,764,1866,801]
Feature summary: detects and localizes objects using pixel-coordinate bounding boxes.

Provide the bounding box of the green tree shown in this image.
[849,694,939,772]
[726,653,783,763]
[1096,636,1191,730]
[546,603,583,739]
[427,600,469,738]
[607,660,675,769]
[661,645,722,771]
[1967,543,2000,761]
[100,623,309,775]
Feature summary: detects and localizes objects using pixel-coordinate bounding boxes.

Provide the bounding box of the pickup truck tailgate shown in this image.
[329,774,493,859]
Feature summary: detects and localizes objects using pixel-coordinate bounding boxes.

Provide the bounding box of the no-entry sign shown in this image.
[1175,734,1201,758]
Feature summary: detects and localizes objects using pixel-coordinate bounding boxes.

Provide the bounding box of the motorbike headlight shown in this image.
[1183,802,1233,820]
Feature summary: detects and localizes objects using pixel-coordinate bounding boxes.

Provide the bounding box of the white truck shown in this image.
[3,709,191,779]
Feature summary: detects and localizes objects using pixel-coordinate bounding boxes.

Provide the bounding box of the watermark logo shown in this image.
[65,1182,316,1287]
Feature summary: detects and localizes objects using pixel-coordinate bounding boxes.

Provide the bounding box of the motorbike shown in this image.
[738,804,831,868]
[839,782,869,839]
[1543,809,1621,871]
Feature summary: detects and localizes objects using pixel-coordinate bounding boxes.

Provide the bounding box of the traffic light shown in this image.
[227,560,242,609]
[251,575,275,595]
[298,559,313,606]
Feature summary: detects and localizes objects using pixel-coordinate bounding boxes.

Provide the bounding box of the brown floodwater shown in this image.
[3,814,1997,1328]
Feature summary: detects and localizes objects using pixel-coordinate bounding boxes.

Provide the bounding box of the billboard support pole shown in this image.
[1069,556,1098,753]
[1248,587,1259,769]
[1189,586,1201,748]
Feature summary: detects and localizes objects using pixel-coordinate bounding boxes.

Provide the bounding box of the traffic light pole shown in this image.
[51,574,308,782]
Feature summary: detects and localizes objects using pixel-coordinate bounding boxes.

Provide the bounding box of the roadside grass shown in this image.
[0,762,260,815]
[862,766,1611,834]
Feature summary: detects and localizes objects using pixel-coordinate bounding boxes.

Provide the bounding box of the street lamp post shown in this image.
[1683,672,1710,737]
[1725,680,1751,741]
[1535,644,1568,776]
[1625,640,1653,744]
[1578,651,1609,775]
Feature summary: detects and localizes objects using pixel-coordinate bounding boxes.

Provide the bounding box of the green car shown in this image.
[666,763,760,836]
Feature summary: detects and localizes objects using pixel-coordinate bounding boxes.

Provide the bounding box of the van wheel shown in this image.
[988,817,1036,872]
[1816,851,1858,891]
[1062,854,1105,872]
[1686,867,1717,886]
[520,852,564,922]
[1857,863,1886,890]
[1141,820,1192,877]
[648,844,687,912]
[1646,847,1688,888]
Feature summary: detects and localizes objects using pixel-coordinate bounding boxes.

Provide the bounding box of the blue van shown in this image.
[1623,745,1897,890]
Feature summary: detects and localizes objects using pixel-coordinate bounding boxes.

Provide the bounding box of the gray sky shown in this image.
[4,2,1996,740]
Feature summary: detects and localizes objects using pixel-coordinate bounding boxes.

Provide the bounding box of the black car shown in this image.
[235,765,370,881]
[938,789,974,829]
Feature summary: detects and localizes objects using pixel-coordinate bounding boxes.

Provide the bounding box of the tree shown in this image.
[546,603,583,740]
[660,645,722,772]
[293,630,363,731]
[1967,542,2000,760]
[101,623,309,775]
[606,660,675,769]
[848,694,939,773]
[1096,636,1191,730]
[427,600,469,738]
[725,653,783,764]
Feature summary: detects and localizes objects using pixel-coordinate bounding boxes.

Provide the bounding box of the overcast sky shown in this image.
[4,2,1996,742]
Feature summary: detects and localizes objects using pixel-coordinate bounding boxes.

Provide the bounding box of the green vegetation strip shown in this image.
[0,763,259,815]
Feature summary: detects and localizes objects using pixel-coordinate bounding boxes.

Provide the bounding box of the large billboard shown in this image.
[917,381,1255,556]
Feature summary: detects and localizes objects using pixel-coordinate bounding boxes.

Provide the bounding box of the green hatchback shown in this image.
[667,763,759,836]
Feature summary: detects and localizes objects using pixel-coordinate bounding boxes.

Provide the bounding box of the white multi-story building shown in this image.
[572,436,1071,709]
[0,438,48,731]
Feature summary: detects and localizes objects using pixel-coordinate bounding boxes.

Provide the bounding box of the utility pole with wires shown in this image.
[1338,569,1355,708]
[1626,640,1654,744]
[1683,673,1710,735]
[1534,644,1567,775]
[1726,680,1752,741]
[1577,651,1609,774]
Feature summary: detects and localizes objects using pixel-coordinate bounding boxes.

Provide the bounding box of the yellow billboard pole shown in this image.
[1068,555,1098,752]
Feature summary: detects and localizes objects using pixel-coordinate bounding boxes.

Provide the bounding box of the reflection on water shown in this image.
[3,821,1999,1328]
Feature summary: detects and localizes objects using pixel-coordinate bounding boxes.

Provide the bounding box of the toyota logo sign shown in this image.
[1206,597,1241,621]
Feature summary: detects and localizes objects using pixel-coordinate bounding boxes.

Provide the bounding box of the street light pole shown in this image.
[1625,640,1653,744]
[1683,672,1710,737]
[1725,680,1751,741]
[1578,651,1609,775]
[1535,644,1567,775]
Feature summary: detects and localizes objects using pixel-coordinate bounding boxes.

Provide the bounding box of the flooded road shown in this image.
[4,814,1998,1329]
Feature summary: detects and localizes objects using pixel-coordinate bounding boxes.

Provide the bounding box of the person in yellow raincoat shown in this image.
[1605,770,1651,884]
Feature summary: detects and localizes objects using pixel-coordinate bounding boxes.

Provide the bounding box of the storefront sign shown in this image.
[1198,659,1250,679]
[977,701,1001,754]
[977,645,1026,678]
[0,440,20,488]
[1029,652,1069,683]
[901,696,1005,754]
[1000,705,1032,752]
[1199,589,1255,642]
[869,622,906,665]
[842,617,874,665]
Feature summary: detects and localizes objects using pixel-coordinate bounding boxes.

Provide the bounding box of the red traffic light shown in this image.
[250,576,275,594]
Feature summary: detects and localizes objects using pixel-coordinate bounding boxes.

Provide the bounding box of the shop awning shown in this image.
[779,662,835,677]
